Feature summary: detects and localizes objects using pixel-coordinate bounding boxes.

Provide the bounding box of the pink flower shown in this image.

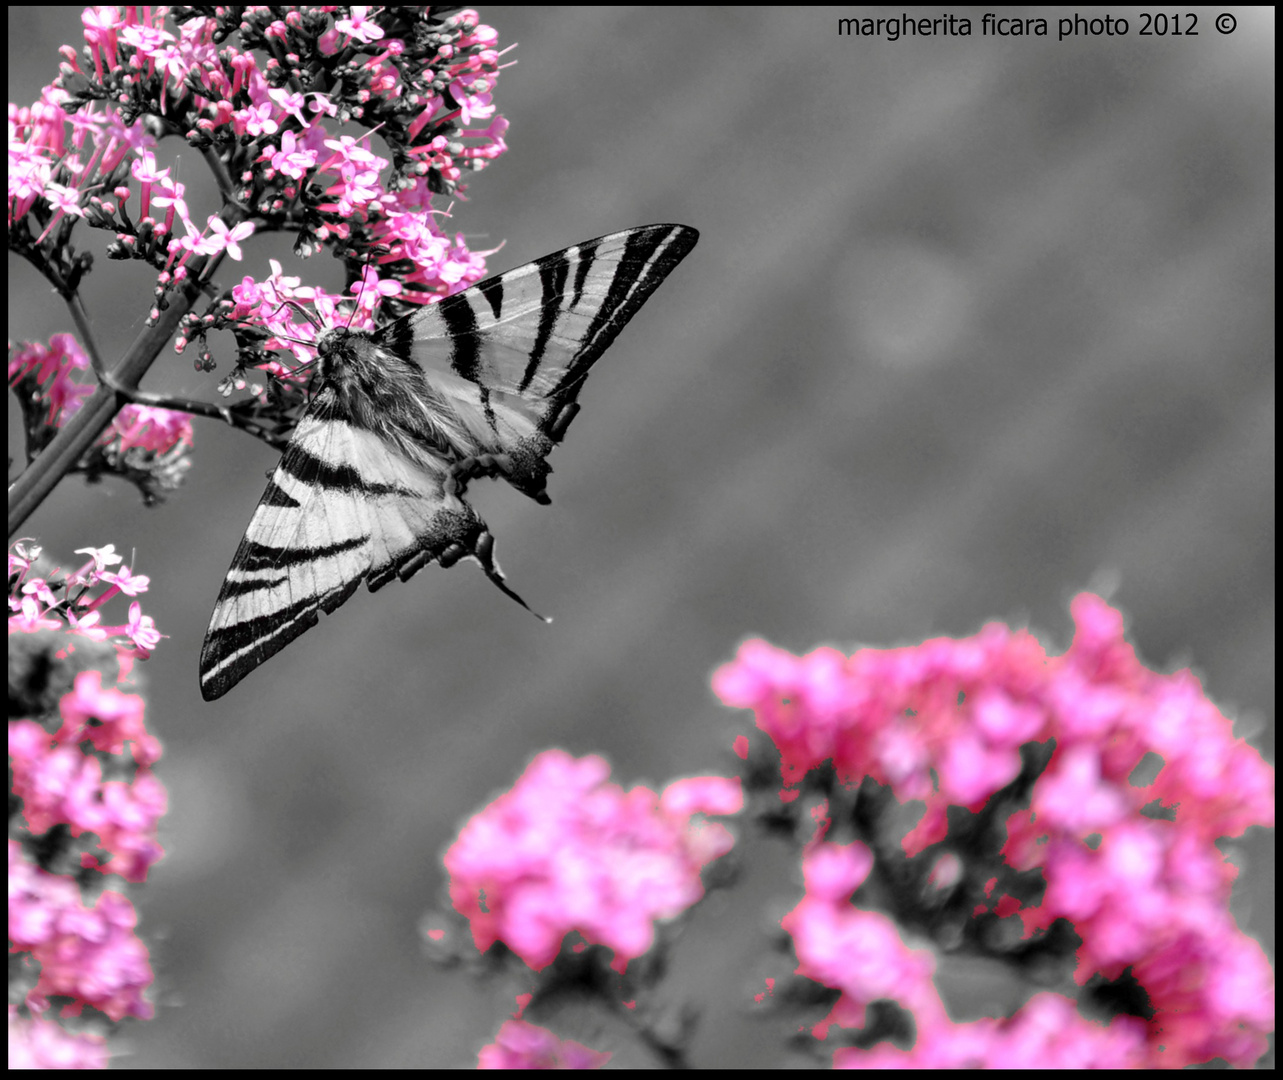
[784,843,939,1035]
[8,595,62,634]
[98,563,151,597]
[123,601,163,655]
[445,751,739,971]
[335,6,385,46]
[717,594,1274,1067]
[6,1005,108,1069]
[478,1019,610,1069]
[57,670,160,765]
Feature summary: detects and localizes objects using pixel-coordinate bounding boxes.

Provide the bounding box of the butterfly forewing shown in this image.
[199,224,698,700]
[383,223,699,498]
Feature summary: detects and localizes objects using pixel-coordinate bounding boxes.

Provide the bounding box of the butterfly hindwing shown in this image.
[200,224,698,699]
[200,391,374,700]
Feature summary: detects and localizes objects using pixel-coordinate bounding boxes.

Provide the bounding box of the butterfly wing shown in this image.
[380,223,699,502]
[198,386,518,701]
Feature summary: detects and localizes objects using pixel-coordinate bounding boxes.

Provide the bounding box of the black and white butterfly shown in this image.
[199,224,699,700]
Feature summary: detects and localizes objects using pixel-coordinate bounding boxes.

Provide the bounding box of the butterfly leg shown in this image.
[447,452,514,489]
[447,452,555,506]
[446,434,558,506]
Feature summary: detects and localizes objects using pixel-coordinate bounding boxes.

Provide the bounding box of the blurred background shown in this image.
[9,6,1274,1068]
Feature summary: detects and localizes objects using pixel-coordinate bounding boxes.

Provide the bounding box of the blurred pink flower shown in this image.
[445,750,740,970]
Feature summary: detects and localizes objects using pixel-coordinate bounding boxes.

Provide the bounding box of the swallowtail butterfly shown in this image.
[199,224,699,700]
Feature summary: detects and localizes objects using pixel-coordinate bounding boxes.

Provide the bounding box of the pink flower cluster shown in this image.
[8,842,155,1024]
[10,8,515,511]
[7,1005,108,1069]
[9,541,168,1051]
[714,594,1274,1068]
[8,334,93,425]
[103,402,193,455]
[8,541,164,663]
[11,7,512,347]
[8,543,169,887]
[9,335,193,489]
[786,843,1150,1067]
[445,750,741,971]
[10,668,167,884]
[836,988,1150,1068]
[478,1019,612,1070]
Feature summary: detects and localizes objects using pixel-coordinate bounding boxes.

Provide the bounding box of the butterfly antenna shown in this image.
[348,253,375,328]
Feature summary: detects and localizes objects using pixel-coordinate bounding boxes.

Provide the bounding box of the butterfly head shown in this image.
[314,324,371,380]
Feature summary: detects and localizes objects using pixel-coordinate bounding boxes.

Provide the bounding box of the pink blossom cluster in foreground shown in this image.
[789,841,1150,1067]
[7,1004,108,1069]
[9,541,167,883]
[9,541,166,1049]
[8,843,155,1024]
[714,594,1274,1068]
[10,668,166,884]
[478,1019,612,1070]
[445,750,742,972]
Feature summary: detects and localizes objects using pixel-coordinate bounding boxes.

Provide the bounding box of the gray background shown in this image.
[9,6,1274,1068]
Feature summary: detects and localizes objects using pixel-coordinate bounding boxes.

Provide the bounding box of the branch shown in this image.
[8,276,204,538]
[7,194,263,538]
[95,373,294,449]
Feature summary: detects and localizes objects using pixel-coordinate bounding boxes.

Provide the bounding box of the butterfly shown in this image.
[198,224,699,700]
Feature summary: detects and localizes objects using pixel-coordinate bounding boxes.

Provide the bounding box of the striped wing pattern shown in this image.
[199,224,698,700]
[385,223,700,500]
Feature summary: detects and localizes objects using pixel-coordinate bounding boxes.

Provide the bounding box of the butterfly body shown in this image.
[199,224,698,700]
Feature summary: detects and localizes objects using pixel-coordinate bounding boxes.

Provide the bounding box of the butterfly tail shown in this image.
[465,530,551,624]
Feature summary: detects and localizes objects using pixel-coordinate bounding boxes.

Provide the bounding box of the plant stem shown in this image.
[8,280,201,538]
